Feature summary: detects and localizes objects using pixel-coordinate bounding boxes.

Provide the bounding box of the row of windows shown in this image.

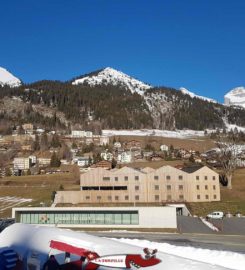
[197,194,217,200]
[85,194,188,201]
[82,184,217,192]
[20,211,139,225]
[103,175,216,181]
[82,186,127,191]
[196,185,216,190]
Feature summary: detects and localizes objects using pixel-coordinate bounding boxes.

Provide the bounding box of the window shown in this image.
[115,196,119,201]
[214,194,217,199]
[196,185,200,190]
[100,186,113,190]
[213,176,216,180]
[167,195,172,200]
[85,196,90,200]
[179,185,183,190]
[167,185,171,190]
[103,177,110,181]
[135,185,139,191]
[115,177,118,181]
[166,175,171,180]
[213,185,216,190]
[179,195,184,200]
[197,195,200,200]
[108,196,112,201]
[155,195,159,201]
[124,176,128,181]
[97,196,101,200]
[82,186,99,190]
[155,185,159,190]
[205,185,208,190]
[135,195,139,201]
[196,176,199,180]
[125,195,129,200]
[205,195,209,199]
[205,176,208,180]
[135,176,139,180]
[114,186,127,190]
[154,175,159,180]
[179,175,183,180]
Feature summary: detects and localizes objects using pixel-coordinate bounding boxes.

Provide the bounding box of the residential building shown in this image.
[22,123,34,135]
[13,158,31,171]
[117,151,132,163]
[160,144,169,152]
[71,165,220,204]
[91,160,112,170]
[101,151,113,161]
[76,157,91,167]
[71,130,85,138]
[123,140,141,150]
[113,142,122,149]
[38,158,51,167]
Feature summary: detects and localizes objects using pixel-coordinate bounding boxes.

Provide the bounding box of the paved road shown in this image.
[89,232,245,254]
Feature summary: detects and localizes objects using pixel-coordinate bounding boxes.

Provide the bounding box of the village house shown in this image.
[22,123,34,135]
[117,151,132,163]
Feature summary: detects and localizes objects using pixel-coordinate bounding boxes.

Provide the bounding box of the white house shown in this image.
[71,130,86,138]
[13,158,31,171]
[99,136,110,145]
[114,142,122,148]
[160,144,169,152]
[101,151,113,161]
[77,157,91,167]
[117,151,132,163]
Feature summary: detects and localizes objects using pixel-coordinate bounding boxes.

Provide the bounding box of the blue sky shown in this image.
[1,0,245,102]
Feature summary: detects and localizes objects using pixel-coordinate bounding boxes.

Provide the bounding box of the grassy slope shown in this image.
[0,173,79,218]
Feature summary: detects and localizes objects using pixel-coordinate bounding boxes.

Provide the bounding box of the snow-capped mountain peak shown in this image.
[180,87,217,103]
[0,67,21,87]
[224,86,245,108]
[72,67,152,95]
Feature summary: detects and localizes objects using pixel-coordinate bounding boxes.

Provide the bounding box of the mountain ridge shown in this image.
[0,66,245,133]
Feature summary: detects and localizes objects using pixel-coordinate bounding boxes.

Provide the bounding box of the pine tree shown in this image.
[50,152,61,167]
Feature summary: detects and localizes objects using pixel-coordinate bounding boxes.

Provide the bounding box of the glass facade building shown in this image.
[19,210,139,225]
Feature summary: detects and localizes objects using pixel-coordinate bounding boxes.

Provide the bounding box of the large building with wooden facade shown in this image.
[55,165,220,204]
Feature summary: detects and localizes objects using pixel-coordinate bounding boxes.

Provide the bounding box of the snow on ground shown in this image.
[180,87,217,103]
[0,196,32,212]
[0,67,21,87]
[113,238,245,270]
[224,87,245,108]
[200,217,219,232]
[103,129,208,138]
[72,67,152,95]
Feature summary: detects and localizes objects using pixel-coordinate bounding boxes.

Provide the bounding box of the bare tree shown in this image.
[216,133,241,189]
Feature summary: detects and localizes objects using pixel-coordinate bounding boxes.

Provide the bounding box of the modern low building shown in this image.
[12,206,177,229]
[55,165,220,205]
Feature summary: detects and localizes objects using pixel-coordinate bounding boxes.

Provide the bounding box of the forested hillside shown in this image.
[0,70,245,132]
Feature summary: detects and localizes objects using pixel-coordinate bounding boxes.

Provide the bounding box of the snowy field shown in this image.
[113,238,245,270]
[0,196,32,213]
[103,124,245,139]
[103,129,208,139]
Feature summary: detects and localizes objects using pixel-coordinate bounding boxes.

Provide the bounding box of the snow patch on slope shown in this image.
[102,129,210,138]
[224,87,245,108]
[0,67,21,87]
[72,67,152,95]
[180,87,217,103]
